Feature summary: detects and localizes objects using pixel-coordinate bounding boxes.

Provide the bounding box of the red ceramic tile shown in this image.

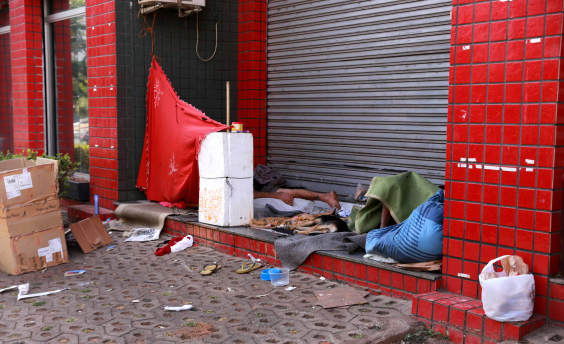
[485,318,503,341]
[551,284,564,301]
[380,270,391,286]
[344,261,354,276]
[491,21,507,41]
[468,66,485,86]
[333,259,344,275]
[366,266,379,284]
[526,16,545,37]
[466,312,484,335]
[312,254,323,269]
[322,257,333,271]
[549,299,564,322]
[450,308,465,328]
[356,263,367,280]
[449,327,465,344]
[391,272,403,289]
[506,62,523,82]
[433,303,449,322]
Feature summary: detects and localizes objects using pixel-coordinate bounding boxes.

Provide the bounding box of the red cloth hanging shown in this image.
[137,58,229,205]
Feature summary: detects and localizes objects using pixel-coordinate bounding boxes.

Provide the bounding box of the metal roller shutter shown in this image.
[267,0,451,196]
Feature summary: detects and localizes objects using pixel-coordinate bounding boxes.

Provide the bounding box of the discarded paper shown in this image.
[65,270,86,277]
[0,285,19,293]
[17,283,67,301]
[164,305,193,311]
[125,228,162,242]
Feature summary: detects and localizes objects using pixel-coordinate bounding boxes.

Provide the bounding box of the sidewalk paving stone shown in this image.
[0,234,421,343]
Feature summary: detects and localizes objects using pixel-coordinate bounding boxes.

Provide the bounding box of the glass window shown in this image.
[53,15,88,173]
[51,0,86,14]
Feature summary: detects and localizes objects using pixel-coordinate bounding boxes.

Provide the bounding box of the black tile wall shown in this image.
[115,0,238,200]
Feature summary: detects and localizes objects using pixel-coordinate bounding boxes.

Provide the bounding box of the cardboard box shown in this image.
[0,158,61,237]
[0,226,68,275]
[70,216,113,253]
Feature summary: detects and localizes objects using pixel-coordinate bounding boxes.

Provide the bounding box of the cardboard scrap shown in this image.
[315,287,368,309]
[70,216,113,253]
[392,260,442,272]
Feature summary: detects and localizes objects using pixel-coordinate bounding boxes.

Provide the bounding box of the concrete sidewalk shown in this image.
[0,234,422,344]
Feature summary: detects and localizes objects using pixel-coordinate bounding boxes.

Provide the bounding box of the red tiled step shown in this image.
[67,204,115,222]
[412,291,546,344]
[162,217,443,300]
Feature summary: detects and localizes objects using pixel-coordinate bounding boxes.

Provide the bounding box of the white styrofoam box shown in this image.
[199,177,253,227]
[199,132,253,178]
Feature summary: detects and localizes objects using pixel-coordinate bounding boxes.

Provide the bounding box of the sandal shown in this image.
[200,262,222,276]
[235,261,263,274]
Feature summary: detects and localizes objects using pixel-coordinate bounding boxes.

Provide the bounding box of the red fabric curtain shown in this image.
[137,58,229,205]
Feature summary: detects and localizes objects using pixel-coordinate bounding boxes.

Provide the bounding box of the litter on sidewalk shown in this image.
[64,270,86,276]
[315,287,368,309]
[164,305,194,312]
[70,216,113,253]
[125,228,162,242]
[16,283,68,301]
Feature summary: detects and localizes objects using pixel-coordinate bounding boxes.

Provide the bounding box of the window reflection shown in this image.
[51,0,86,14]
[54,16,88,173]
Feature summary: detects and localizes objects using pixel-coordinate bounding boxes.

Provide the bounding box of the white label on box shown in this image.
[3,175,21,199]
[18,170,32,190]
[48,238,63,259]
[38,247,53,263]
[6,190,21,199]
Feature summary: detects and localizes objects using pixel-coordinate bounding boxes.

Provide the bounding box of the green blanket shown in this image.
[349,172,439,234]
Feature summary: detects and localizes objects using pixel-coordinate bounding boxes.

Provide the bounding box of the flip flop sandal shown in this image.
[200,263,222,276]
[235,261,263,274]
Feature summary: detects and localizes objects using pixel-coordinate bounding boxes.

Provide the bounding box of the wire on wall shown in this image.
[195,12,218,62]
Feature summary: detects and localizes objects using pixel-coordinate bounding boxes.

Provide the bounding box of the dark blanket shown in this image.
[274,233,367,270]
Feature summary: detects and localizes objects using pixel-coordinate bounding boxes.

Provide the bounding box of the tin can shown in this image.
[232,122,243,132]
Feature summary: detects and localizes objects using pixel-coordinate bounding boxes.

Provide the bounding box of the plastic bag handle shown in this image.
[480,255,510,275]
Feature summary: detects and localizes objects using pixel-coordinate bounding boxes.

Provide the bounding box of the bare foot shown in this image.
[322,191,341,209]
[275,192,294,206]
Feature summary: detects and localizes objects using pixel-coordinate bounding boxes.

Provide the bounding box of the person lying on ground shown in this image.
[254,188,341,210]
[252,164,341,209]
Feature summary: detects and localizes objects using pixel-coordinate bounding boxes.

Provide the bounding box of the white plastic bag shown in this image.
[170,235,194,253]
[479,255,535,322]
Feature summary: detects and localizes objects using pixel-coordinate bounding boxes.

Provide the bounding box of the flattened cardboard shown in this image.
[0,226,68,275]
[314,287,368,309]
[70,216,113,253]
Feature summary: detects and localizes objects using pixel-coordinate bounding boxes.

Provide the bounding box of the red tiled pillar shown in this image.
[238,0,267,166]
[445,0,564,318]
[9,0,44,154]
[86,0,118,209]
[0,11,13,153]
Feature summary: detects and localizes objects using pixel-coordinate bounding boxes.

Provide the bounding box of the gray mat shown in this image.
[274,233,367,270]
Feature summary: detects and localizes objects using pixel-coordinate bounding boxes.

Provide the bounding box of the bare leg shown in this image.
[254,191,294,205]
[380,205,390,229]
[277,189,341,209]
